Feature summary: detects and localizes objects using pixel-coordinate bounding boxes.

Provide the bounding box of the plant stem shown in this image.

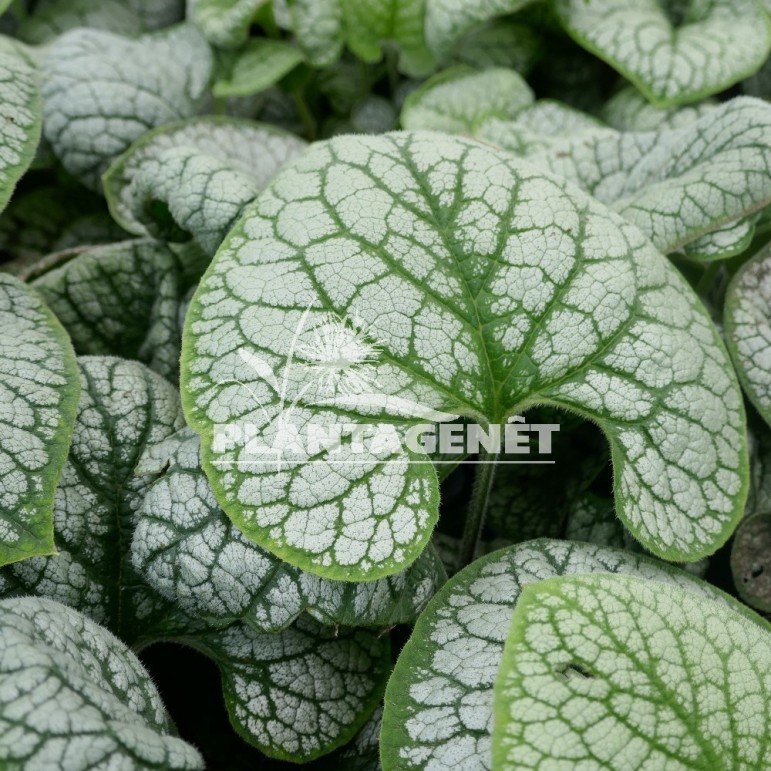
[292,89,317,141]
[458,450,498,571]
[695,261,721,296]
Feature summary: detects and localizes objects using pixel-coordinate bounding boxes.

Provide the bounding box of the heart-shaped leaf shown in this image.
[42,24,213,189]
[32,240,187,381]
[103,117,307,254]
[0,596,203,769]
[132,428,446,631]
[553,0,771,106]
[189,614,390,761]
[380,539,756,771]
[493,573,771,770]
[0,36,41,215]
[0,274,79,567]
[183,131,747,581]
[725,242,771,426]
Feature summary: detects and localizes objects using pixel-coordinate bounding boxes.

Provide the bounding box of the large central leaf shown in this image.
[182,131,747,580]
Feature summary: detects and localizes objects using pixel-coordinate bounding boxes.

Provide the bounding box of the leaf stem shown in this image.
[292,88,317,141]
[458,450,498,571]
[695,261,721,296]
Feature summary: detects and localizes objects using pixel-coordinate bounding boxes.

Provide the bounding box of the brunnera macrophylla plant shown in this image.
[0,1,771,769]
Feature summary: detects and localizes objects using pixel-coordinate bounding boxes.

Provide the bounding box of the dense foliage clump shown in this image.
[0,1,770,769]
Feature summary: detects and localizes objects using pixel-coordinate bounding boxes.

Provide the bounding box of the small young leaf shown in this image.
[0,36,41,215]
[103,117,307,254]
[553,0,771,106]
[42,24,213,189]
[33,240,186,380]
[423,0,534,60]
[339,0,435,76]
[191,615,390,761]
[493,573,771,770]
[380,539,755,771]
[183,131,747,581]
[132,429,446,631]
[287,0,344,68]
[400,67,534,133]
[0,274,79,567]
[1,356,184,636]
[188,0,269,49]
[213,38,304,98]
[681,214,760,263]
[725,242,771,426]
[0,596,203,769]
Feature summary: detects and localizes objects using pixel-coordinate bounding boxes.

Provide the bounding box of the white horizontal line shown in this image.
[211,460,555,465]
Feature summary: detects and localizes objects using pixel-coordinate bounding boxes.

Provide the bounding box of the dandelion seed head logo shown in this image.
[295,312,380,396]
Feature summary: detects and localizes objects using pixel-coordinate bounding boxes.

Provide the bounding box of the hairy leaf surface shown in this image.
[0,596,203,769]
[380,539,754,771]
[183,131,747,581]
[0,275,79,567]
[493,574,771,770]
[553,0,771,106]
[42,24,213,189]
